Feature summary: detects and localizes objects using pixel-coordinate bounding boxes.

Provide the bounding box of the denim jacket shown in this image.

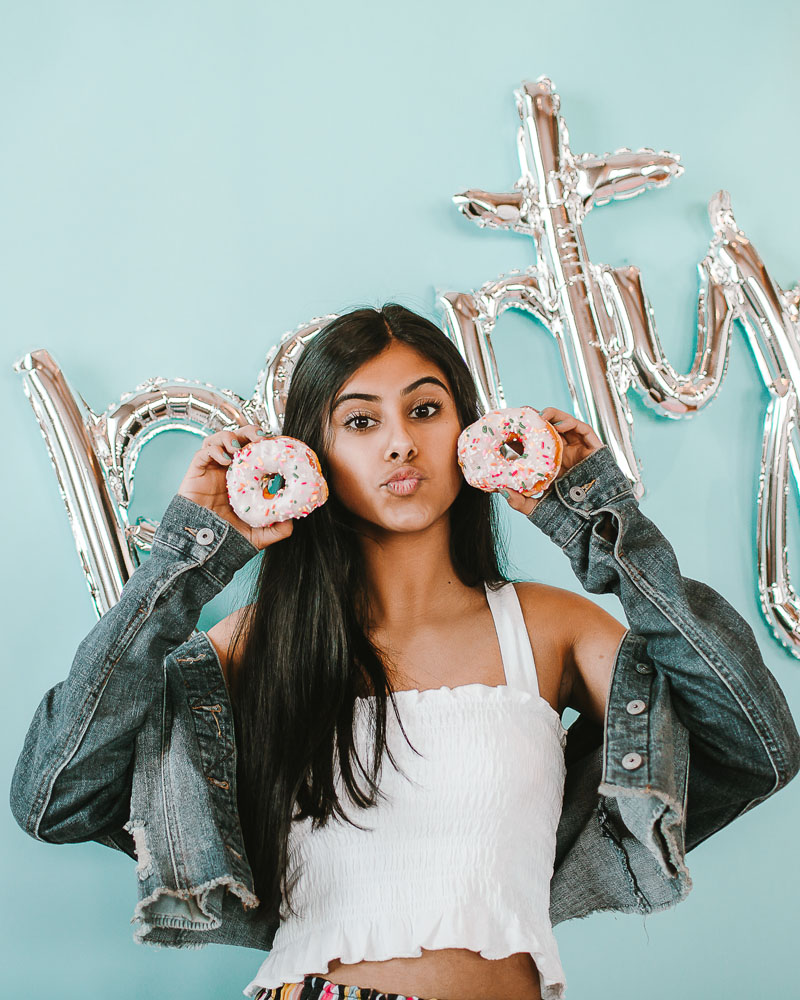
[9,445,800,950]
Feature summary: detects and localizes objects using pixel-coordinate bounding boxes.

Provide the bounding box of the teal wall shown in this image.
[3,1,798,997]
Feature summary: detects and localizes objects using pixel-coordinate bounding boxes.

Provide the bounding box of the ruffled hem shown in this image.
[242,905,566,999]
[357,682,568,748]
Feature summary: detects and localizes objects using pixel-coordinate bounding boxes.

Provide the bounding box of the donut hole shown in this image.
[261,472,286,499]
[499,432,526,462]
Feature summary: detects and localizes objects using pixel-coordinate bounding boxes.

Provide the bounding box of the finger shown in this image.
[238,424,272,440]
[583,427,604,449]
[565,417,602,448]
[499,484,538,516]
[223,432,246,454]
[202,425,265,451]
[251,517,294,548]
[539,407,571,425]
[211,443,234,465]
[550,416,603,452]
[542,410,596,439]
[222,428,266,453]
[201,430,233,450]
[262,518,294,539]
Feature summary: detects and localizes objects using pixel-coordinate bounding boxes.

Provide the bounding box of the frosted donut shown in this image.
[457,406,563,498]
[225,435,329,528]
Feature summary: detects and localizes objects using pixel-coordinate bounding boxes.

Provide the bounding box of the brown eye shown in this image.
[414,399,442,420]
[343,411,376,432]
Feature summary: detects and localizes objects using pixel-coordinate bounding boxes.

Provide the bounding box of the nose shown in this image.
[384,420,418,462]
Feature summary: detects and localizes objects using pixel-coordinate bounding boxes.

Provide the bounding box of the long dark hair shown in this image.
[229,303,513,928]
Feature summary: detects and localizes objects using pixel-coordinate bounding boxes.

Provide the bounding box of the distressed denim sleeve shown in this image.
[9,494,258,844]
[527,445,800,847]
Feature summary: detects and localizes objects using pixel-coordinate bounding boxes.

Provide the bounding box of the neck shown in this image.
[358,516,469,630]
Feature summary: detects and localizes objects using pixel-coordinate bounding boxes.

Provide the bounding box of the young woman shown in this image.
[187,304,620,1000]
[11,303,800,1000]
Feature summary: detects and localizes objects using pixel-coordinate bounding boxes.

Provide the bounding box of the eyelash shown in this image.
[343,399,443,432]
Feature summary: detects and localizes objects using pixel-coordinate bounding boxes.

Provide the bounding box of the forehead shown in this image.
[332,343,450,410]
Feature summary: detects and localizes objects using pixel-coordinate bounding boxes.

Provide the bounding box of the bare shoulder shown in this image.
[513,580,587,634]
[206,604,255,687]
[514,580,575,612]
[514,580,621,623]
[512,580,585,656]
[513,581,627,719]
[514,580,627,653]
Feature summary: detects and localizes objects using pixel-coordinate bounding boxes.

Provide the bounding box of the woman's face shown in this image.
[324,340,465,535]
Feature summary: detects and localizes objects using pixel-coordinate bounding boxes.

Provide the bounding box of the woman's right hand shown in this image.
[177,424,294,551]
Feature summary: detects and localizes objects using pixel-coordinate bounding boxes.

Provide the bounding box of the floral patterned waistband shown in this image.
[253,973,441,1000]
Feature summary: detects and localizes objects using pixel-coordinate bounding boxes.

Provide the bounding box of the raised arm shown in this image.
[9,421,299,846]
[509,430,800,853]
[8,493,260,844]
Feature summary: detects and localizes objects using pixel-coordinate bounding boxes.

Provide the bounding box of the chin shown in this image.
[386,503,449,528]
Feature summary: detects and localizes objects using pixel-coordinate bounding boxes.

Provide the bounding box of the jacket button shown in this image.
[569,486,586,502]
[621,752,643,770]
[635,662,653,674]
[626,699,647,715]
[196,528,215,546]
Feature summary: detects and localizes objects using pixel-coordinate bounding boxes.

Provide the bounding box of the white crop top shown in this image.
[243,581,568,1000]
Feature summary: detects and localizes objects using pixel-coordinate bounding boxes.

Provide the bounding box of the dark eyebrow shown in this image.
[331,376,451,413]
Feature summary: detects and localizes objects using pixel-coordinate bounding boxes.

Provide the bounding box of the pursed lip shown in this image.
[382,466,426,486]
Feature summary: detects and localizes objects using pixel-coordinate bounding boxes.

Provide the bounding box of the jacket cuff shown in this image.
[526,446,636,545]
[152,493,260,587]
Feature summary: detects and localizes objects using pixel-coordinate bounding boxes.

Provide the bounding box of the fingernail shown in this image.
[501,490,510,499]
[232,438,242,448]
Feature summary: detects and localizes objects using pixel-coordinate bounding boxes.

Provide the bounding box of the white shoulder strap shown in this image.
[483,581,541,697]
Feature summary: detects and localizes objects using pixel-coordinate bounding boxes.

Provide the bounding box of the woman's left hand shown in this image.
[502,406,604,516]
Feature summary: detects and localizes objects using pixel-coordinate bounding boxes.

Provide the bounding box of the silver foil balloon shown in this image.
[441,76,688,495]
[706,194,800,658]
[257,314,338,433]
[12,77,800,657]
[438,76,800,657]
[14,353,253,618]
[12,314,338,619]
